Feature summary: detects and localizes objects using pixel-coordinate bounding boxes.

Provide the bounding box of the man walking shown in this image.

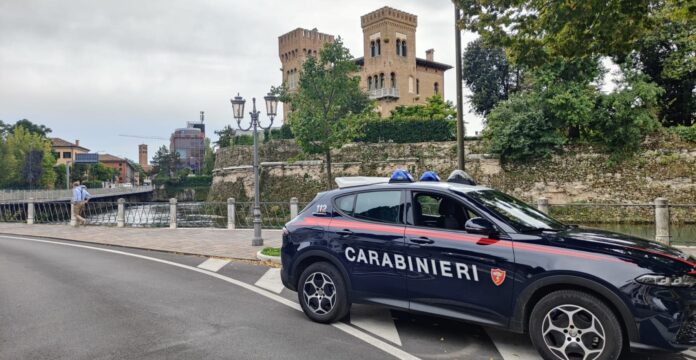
[72,181,91,226]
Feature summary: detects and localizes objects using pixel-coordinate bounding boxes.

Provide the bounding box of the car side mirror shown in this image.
[465,217,497,237]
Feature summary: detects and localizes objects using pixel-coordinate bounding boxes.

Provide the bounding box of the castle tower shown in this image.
[278,28,335,119]
[358,7,450,116]
[138,144,148,169]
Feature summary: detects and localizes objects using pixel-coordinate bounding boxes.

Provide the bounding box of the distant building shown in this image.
[138,144,151,172]
[50,138,90,166]
[278,6,452,118]
[170,115,205,173]
[99,154,135,184]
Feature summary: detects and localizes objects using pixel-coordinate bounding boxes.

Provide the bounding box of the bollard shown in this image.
[290,197,299,220]
[70,201,77,227]
[537,197,549,215]
[227,198,236,230]
[27,198,35,225]
[169,198,177,229]
[655,197,671,245]
[117,198,125,228]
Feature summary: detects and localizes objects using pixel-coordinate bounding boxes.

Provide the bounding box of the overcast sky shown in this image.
[0,0,482,162]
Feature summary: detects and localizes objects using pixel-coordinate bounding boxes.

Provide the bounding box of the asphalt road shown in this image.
[0,234,694,360]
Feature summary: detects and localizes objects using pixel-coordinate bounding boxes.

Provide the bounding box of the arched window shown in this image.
[390,72,396,88]
[368,76,373,90]
[401,41,407,57]
[373,75,378,89]
[379,73,385,89]
[396,39,401,56]
[370,41,375,57]
[376,39,381,56]
[434,82,439,94]
[416,79,420,94]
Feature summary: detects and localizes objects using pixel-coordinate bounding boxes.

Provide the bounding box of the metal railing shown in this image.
[0,185,153,202]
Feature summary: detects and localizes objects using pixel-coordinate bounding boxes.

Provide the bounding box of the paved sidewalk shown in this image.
[0,223,281,261]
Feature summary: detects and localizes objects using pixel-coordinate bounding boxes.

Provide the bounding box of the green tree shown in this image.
[214,125,235,148]
[483,92,566,162]
[151,146,180,178]
[279,38,372,188]
[10,119,52,137]
[4,126,56,188]
[462,39,521,114]
[455,0,657,66]
[389,95,457,120]
[202,138,216,175]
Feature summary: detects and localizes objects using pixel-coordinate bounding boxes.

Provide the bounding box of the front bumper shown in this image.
[625,282,696,351]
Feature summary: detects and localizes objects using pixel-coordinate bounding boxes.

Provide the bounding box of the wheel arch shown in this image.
[510,275,639,344]
[291,249,353,298]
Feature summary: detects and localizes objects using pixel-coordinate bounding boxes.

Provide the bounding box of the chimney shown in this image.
[426,49,434,61]
[75,140,80,147]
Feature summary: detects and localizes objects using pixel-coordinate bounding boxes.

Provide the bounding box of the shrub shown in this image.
[483,92,566,162]
[671,124,696,142]
[356,118,456,143]
[82,180,103,188]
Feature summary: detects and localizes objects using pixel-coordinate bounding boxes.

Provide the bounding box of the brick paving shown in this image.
[0,223,281,261]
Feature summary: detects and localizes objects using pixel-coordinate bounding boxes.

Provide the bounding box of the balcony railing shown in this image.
[369,87,400,100]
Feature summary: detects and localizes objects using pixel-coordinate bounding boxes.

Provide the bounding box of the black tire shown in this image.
[529,290,623,360]
[297,262,349,323]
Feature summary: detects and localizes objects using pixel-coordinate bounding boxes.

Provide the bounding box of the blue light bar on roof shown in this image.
[389,169,414,183]
[419,171,440,182]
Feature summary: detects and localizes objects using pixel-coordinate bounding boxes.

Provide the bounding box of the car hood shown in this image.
[553,226,694,264]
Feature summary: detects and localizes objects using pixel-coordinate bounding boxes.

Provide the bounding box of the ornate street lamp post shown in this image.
[230,92,279,246]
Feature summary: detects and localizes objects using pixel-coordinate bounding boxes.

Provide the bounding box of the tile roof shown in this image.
[50,137,90,151]
[98,153,125,162]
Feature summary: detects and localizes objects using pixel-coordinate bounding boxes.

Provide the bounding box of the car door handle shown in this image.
[409,237,434,245]
[337,229,353,237]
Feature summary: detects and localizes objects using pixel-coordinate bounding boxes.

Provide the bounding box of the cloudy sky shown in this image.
[0,0,481,162]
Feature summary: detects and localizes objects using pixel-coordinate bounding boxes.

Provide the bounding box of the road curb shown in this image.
[0,231,265,264]
[256,250,281,264]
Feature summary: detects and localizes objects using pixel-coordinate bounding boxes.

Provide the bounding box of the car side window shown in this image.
[412,192,477,231]
[335,194,355,216]
[353,191,403,224]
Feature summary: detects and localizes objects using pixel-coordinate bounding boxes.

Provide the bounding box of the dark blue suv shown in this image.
[281,171,696,360]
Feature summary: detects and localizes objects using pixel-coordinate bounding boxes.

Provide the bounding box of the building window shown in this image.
[376,39,381,56]
[63,152,72,159]
[374,75,379,89]
[416,79,420,94]
[379,73,385,89]
[370,41,376,57]
[368,76,373,90]
[390,72,396,88]
[401,40,407,57]
[396,39,401,56]
[434,82,439,94]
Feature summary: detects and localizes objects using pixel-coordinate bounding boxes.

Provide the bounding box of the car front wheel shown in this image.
[297,262,349,323]
[529,290,623,360]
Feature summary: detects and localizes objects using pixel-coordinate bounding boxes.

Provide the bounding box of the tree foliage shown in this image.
[462,39,521,114]
[1,126,56,188]
[389,95,457,120]
[151,146,180,178]
[278,38,372,188]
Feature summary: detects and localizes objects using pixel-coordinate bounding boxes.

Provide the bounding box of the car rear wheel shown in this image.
[529,290,623,360]
[298,262,349,323]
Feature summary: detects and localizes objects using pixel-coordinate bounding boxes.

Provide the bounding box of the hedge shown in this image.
[153,175,212,187]
[264,124,294,143]
[356,118,456,143]
[671,124,696,143]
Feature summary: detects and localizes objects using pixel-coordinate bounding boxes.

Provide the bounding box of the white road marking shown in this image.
[197,258,230,272]
[254,268,284,294]
[350,304,402,346]
[486,328,541,360]
[684,349,696,358]
[0,235,420,360]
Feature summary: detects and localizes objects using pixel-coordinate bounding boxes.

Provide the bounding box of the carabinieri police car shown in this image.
[280,169,696,360]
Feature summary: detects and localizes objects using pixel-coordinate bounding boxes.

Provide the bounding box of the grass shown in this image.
[261,247,280,257]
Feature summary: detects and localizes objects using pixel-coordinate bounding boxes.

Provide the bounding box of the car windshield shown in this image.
[463,189,566,232]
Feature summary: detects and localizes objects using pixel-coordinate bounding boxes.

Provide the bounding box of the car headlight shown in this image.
[636,274,696,287]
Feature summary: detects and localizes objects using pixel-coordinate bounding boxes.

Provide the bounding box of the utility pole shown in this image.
[454,5,466,170]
